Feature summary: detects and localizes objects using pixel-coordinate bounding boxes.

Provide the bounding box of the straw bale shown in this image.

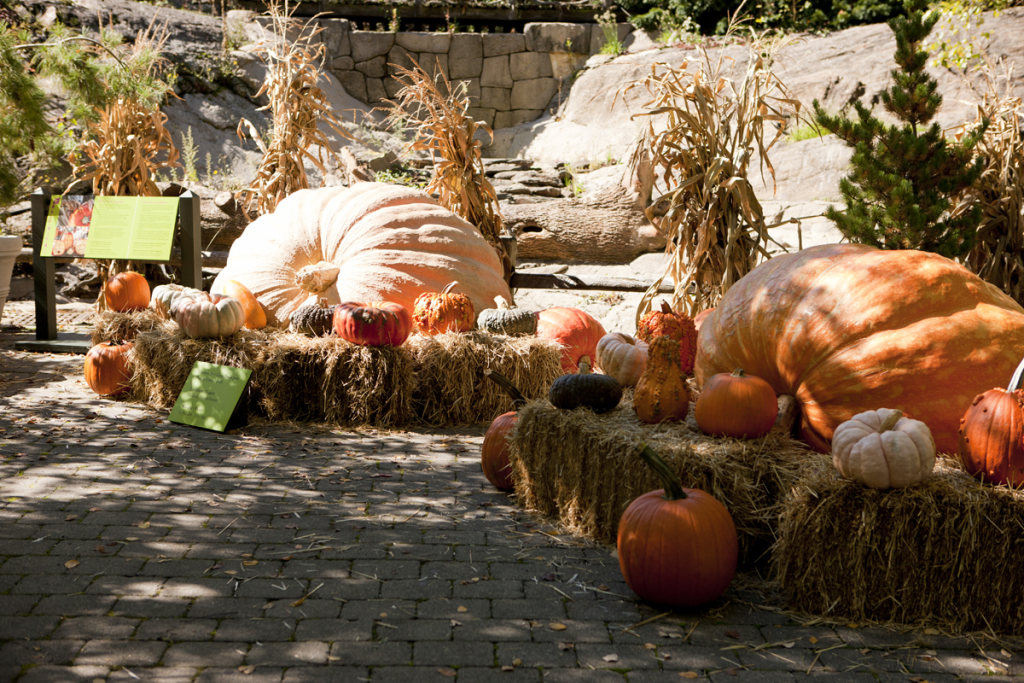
[774,456,1024,635]
[127,322,272,410]
[92,309,164,344]
[408,331,563,425]
[509,396,827,564]
[259,333,415,427]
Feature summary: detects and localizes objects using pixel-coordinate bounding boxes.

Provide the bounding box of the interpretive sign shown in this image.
[39,195,178,261]
[169,362,252,432]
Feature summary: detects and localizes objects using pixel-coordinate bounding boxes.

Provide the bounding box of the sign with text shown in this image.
[169,362,252,432]
[40,195,178,261]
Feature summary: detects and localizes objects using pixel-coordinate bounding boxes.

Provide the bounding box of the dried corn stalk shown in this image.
[953,59,1024,305]
[627,29,801,321]
[378,58,513,284]
[237,1,353,217]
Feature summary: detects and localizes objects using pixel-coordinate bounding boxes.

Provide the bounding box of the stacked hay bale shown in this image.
[92,309,164,344]
[774,456,1024,635]
[508,395,830,564]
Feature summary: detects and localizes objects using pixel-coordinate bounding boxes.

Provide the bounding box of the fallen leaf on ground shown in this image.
[237,665,255,675]
[438,668,456,677]
[512,659,522,666]
[603,654,619,663]
[809,636,818,644]
[64,560,79,569]
[644,643,657,650]
[243,561,258,567]
[138,522,150,529]
[501,666,515,672]
[679,673,699,679]
[549,623,567,631]
[457,606,468,613]
[782,642,796,649]
[558,642,574,651]
[725,630,740,639]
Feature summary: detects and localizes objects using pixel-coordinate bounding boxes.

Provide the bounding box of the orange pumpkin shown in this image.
[69,204,92,228]
[219,280,267,329]
[618,445,738,607]
[958,365,1024,487]
[481,371,529,491]
[695,369,778,438]
[695,244,1024,452]
[596,333,649,387]
[413,282,475,335]
[637,301,698,375]
[634,337,690,424]
[104,272,150,312]
[693,308,715,332]
[84,340,134,396]
[535,307,607,374]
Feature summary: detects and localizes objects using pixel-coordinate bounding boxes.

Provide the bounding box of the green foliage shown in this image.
[927,0,1006,69]
[180,126,199,182]
[813,0,987,259]
[595,9,625,55]
[787,119,827,141]
[0,23,50,207]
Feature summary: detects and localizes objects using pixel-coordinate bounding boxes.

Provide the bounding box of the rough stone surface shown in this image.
[511,78,559,111]
[525,22,590,53]
[449,34,484,78]
[355,56,387,78]
[495,109,546,129]
[332,55,355,71]
[350,31,395,62]
[481,87,512,111]
[482,33,526,56]
[468,107,497,127]
[510,51,554,80]
[366,77,388,104]
[335,70,369,104]
[481,55,514,88]
[396,32,451,53]
[321,18,351,57]
[387,45,417,76]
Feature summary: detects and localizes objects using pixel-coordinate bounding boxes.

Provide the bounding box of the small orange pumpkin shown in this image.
[481,371,529,491]
[958,362,1024,487]
[413,282,475,335]
[84,340,134,397]
[696,368,778,438]
[596,333,649,387]
[535,307,607,374]
[637,301,698,374]
[219,280,267,330]
[618,444,738,607]
[634,336,690,424]
[104,272,151,312]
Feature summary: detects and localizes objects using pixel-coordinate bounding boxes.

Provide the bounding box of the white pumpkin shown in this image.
[212,183,512,327]
[596,332,649,387]
[832,408,936,489]
[150,284,203,320]
[173,292,246,339]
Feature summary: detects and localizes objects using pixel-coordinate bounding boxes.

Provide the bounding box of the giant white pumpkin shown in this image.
[212,183,513,326]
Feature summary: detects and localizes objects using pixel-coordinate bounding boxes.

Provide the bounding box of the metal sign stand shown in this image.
[14,188,202,355]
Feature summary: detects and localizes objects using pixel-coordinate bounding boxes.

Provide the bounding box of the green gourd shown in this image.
[548,358,622,413]
[477,296,537,336]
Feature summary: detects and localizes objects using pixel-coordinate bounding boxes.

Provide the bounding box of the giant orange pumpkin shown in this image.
[958,364,1024,487]
[695,244,1024,453]
[618,445,738,607]
[84,340,133,396]
[104,272,150,312]
[535,307,607,374]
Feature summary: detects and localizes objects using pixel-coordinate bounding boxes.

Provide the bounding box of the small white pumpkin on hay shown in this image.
[832,408,936,489]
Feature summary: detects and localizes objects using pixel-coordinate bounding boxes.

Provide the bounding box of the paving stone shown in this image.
[492,598,567,620]
[75,639,167,666]
[281,667,368,683]
[412,640,495,666]
[52,616,139,639]
[106,667,198,683]
[326,641,411,666]
[193,667,283,683]
[163,642,250,667]
[0,639,84,665]
[136,618,218,641]
[496,641,579,668]
[16,665,112,683]
[245,641,329,665]
[33,594,116,616]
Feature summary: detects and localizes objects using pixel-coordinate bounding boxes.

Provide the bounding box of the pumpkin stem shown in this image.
[494,296,511,310]
[485,369,528,409]
[879,410,903,432]
[732,368,747,378]
[637,443,687,501]
[442,281,459,296]
[1009,357,1024,392]
[659,300,672,314]
[578,357,591,375]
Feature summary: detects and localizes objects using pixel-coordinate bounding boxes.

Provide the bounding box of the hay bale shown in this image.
[128,322,271,410]
[259,334,414,427]
[408,332,563,425]
[92,309,163,344]
[774,456,1024,634]
[509,396,828,564]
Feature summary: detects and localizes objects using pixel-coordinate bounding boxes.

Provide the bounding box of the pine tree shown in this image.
[813,0,987,259]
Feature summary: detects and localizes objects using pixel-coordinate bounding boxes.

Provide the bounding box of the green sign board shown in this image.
[40,194,178,261]
[169,362,252,432]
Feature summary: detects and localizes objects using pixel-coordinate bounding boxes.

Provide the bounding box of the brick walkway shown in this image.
[0,331,1021,683]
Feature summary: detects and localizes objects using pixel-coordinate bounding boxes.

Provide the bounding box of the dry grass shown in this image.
[508,394,828,564]
[627,25,802,320]
[237,1,353,217]
[259,334,415,427]
[774,455,1024,635]
[954,58,1024,305]
[92,309,164,345]
[379,59,513,283]
[127,322,271,410]
[408,332,563,425]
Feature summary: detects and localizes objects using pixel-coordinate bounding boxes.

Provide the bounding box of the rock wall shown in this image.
[246,16,631,130]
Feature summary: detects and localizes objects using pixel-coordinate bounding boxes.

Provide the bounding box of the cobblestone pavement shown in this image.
[1,339,1022,683]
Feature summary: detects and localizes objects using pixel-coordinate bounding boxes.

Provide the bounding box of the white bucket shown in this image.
[0,234,23,323]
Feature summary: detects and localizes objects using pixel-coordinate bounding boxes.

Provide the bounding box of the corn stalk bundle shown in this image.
[627,31,801,321]
[955,60,1024,305]
[237,2,352,217]
[379,59,513,283]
